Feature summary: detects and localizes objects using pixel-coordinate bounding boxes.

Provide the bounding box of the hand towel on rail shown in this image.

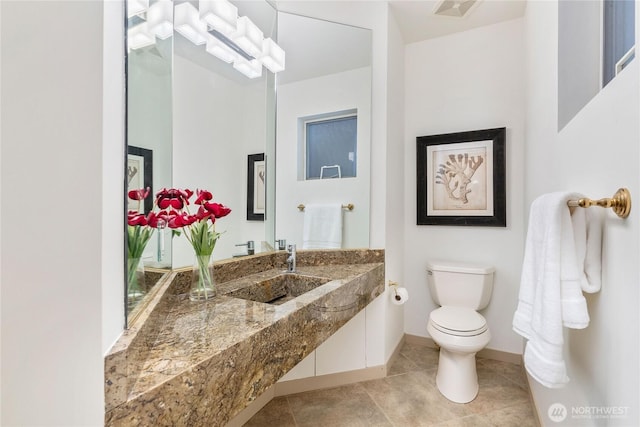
[302,203,343,249]
[512,192,601,388]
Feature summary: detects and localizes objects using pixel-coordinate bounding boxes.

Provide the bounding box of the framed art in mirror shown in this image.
[247,153,265,221]
[127,146,153,214]
[416,127,506,227]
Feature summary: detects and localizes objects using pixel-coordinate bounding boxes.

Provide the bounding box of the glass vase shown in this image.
[127,256,146,310]
[190,254,216,301]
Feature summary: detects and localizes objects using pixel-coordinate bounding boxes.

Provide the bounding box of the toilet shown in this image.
[426,260,495,403]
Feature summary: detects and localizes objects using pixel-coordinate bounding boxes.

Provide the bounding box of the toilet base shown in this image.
[435,347,479,403]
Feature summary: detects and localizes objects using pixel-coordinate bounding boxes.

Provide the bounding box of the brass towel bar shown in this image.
[297,203,354,212]
[567,188,631,219]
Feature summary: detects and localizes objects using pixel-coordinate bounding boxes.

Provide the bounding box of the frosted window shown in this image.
[603,0,635,86]
[305,115,357,180]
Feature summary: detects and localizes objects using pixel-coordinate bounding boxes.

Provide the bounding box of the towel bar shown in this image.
[297,203,354,211]
[567,188,631,219]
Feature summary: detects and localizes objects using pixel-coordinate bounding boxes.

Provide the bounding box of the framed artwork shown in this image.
[247,153,265,221]
[127,146,153,214]
[417,127,506,227]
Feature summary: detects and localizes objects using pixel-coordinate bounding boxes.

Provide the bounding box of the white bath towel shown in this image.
[302,204,343,249]
[572,207,603,293]
[512,192,601,389]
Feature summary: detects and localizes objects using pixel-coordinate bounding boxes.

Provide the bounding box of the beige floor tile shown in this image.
[244,343,538,427]
[479,402,539,427]
[478,358,528,389]
[387,353,419,376]
[429,414,493,427]
[286,383,392,427]
[464,365,531,414]
[399,343,440,371]
[362,370,473,426]
[243,396,296,427]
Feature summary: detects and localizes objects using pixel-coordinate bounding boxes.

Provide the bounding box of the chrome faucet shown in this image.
[286,244,297,273]
[235,240,255,255]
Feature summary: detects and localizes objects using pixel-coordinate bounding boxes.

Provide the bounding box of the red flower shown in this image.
[207,202,232,218]
[156,188,193,210]
[194,189,213,205]
[196,205,216,222]
[147,211,169,228]
[127,211,148,226]
[196,202,232,222]
[128,187,150,201]
[167,210,197,228]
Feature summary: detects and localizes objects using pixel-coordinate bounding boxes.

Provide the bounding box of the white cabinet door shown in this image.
[315,310,366,376]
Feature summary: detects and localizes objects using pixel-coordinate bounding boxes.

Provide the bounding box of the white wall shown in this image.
[172,54,266,266]
[103,0,126,355]
[1,1,105,424]
[403,18,526,355]
[384,6,406,360]
[524,1,639,425]
[275,66,371,249]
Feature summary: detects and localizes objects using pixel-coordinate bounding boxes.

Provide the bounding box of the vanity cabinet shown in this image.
[278,309,367,381]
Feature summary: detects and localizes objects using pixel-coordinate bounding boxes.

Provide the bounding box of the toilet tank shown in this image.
[426,260,495,310]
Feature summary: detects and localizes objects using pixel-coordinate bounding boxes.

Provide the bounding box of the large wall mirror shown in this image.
[125,0,371,324]
[274,11,371,248]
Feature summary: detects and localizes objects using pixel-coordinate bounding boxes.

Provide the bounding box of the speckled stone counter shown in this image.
[105,249,384,426]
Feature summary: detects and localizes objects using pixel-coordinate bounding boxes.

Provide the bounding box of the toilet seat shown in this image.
[429,306,487,337]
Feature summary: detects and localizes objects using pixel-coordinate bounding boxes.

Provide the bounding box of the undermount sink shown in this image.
[226,273,332,305]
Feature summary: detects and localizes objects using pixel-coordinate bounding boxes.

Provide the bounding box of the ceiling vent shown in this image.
[433,0,481,18]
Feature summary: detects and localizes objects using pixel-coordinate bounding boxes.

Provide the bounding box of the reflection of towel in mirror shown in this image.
[302,204,343,249]
[512,192,602,389]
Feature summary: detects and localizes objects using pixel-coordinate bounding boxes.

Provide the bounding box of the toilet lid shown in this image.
[430,306,487,336]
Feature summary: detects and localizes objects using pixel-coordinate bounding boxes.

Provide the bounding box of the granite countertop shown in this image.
[105,249,385,427]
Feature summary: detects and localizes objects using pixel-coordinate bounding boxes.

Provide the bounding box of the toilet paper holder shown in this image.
[389,280,402,301]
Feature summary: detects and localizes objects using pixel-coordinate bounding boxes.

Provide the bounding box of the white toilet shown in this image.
[426,260,495,403]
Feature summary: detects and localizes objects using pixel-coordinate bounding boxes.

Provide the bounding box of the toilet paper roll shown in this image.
[391,287,409,305]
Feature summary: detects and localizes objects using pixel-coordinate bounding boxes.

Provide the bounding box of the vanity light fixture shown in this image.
[199,0,238,38]
[127,0,285,78]
[146,0,174,40]
[174,2,208,45]
[128,22,156,50]
[127,0,149,18]
[260,38,286,73]
[233,56,263,79]
[206,33,238,63]
[232,16,264,58]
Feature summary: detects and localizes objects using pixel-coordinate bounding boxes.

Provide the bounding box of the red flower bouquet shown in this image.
[154,188,231,300]
[126,187,231,302]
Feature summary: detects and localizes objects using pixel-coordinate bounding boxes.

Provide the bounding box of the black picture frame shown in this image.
[247,153,265,221]
[127,146,153,214]
[417,127,506,227]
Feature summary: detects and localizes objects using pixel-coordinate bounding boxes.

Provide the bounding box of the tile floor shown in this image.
[244,342,538,427]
